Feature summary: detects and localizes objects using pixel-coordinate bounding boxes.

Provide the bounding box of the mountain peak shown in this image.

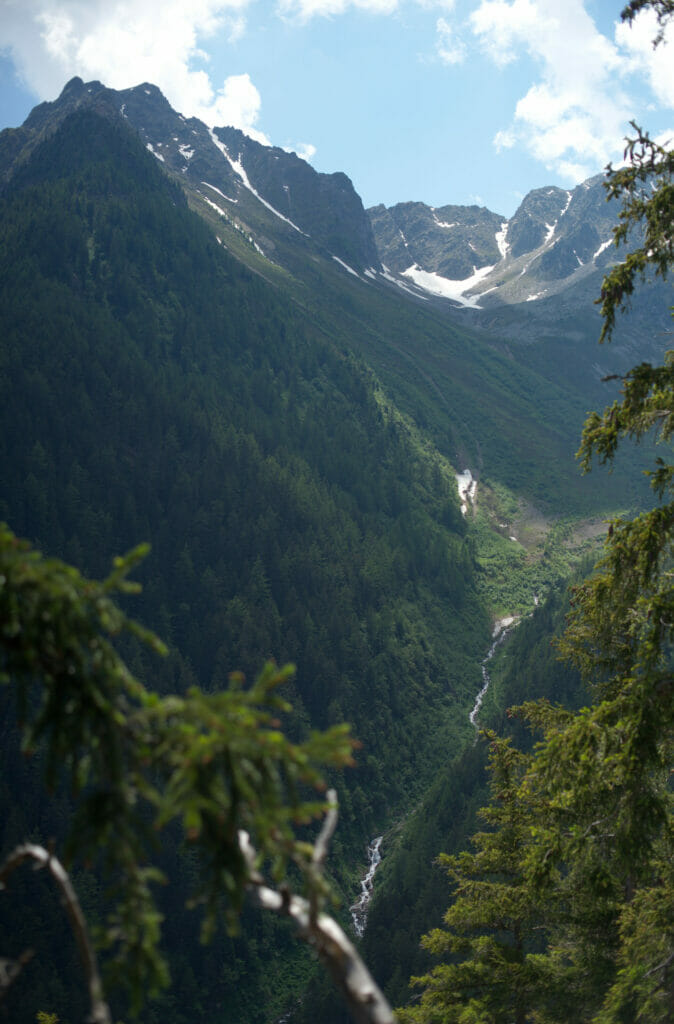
[1,78,380,273]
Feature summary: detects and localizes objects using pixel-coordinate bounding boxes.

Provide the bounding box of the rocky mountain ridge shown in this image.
[3,77,667,377]
[1,76,628,315]
[0,77,380,274]
[368,175,622,310]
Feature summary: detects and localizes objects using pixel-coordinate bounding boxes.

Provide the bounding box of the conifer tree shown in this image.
[397,736,554,1024]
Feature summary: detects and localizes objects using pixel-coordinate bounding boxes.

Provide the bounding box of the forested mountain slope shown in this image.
[0,105,490,814]
[0,102,490,1024]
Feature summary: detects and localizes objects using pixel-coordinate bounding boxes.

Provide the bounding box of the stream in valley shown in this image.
[349,614,522,937]
[350,835,383,937]
[469,616,518,728]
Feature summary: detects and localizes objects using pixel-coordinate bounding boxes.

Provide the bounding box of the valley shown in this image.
[0,76,670,1024]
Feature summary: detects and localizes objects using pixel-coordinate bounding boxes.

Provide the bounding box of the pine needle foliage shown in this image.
[0,524,354,1012]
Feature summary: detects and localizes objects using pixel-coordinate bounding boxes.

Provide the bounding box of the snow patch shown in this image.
[145,142,164,162]
[545,222,556,243]
[526,291,546,302]
[433,214,458,229]
[593,238,613,261]
[202,181,237,204]
[364,267,377,279]
[179,144,195,161]
[332,255,360,278]
[380,267,429,300]
[456,469,477,516]
[403,263,495,308]
[201,195,228,218]
[495,221,509,259]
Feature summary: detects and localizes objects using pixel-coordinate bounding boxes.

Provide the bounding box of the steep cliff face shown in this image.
[212,125,380,270]
[368,200,503,279]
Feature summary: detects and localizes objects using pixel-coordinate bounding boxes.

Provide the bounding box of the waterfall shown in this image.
[470,616,518,728]
[350,836,383,937]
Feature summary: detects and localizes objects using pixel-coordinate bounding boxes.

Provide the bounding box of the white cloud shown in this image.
[277,0,398,20]
[1,0,268,138]
[467,0,671,184]
[202,74,270,142]
[284,142,318,161]
[436,16,466,64]
[614,8,674,107]
[493,128,515,150]
[276,0,455,20]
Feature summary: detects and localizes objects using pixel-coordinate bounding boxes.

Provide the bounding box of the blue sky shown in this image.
[1,0,672,216]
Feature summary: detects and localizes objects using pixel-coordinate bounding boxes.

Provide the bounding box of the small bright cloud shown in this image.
[285,142,318,161]
[436,17,466,64]
[494,128,516,150]
[199,73,269,141]
[2,0,267,137]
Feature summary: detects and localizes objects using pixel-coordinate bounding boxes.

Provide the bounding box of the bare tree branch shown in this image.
[0,844,111,1024]
[238,793,395,1024]
[0,950,33,1001]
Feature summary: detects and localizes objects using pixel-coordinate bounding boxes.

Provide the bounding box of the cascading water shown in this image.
[350,836,383,937]
[470,617,518,728]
